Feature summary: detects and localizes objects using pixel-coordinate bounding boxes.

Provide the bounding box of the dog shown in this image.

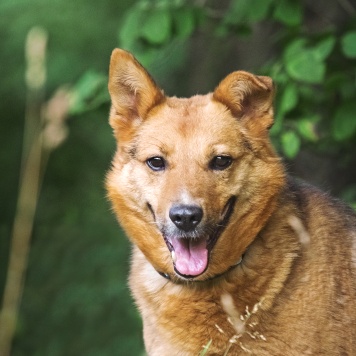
[106,48,356,355]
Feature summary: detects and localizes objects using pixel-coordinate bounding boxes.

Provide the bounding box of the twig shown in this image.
[0,26,48,356]
[0,26,70,356]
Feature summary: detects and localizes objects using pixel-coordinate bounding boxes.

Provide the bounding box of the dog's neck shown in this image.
[155,254,244,283]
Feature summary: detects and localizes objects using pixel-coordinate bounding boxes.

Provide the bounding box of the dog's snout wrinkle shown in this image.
[169,204,203,232]
[147,203,156,221]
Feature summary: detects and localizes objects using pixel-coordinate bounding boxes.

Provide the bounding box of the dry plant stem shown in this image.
[223,343,233,356]
[0,27,47,356]
[0,132,44,356]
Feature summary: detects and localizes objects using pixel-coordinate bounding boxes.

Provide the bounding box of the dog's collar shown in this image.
[156,254,244,283]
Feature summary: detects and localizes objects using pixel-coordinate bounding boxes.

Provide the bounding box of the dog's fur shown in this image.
[106,49,356,355]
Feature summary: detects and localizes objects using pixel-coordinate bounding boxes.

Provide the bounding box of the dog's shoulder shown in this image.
[287,176,356,229]
[284,176,356,278]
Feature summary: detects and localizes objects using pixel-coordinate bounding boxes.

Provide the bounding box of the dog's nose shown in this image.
[169,204,203,232]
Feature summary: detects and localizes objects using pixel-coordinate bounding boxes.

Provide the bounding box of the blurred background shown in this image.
[1,0,355,355]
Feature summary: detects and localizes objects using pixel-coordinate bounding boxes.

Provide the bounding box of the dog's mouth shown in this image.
[163,196,236,278]
[165,237,208,277]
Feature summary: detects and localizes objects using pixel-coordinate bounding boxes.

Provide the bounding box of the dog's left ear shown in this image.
[213,71,275,132]
[108,49,164,140]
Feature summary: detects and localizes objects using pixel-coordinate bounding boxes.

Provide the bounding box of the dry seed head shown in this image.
[288,215,310,246]
[215,324,225,334]
[25,27,48,89]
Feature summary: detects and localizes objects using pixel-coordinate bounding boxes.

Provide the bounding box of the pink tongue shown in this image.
[171,238,208,276]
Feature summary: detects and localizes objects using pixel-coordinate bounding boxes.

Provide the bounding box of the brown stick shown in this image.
[0,27,48,356]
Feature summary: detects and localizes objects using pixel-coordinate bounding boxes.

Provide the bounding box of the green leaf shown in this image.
[225,0,273,24]
[284,39,325,84]
[341,185,356,206]
[130,46,160,68]
[281,130,301,158]
[325,72,347,90]
[245,0,273,22]
[69,71,109,114]
[141,8,172,45]
[341,31,356,58]
[270,65,288,85]
[313,36,336,60]
[296,116,319,142]
[340,80,356,100]
[279,82,298,114]
[270,111,284,135]
[273,0,302,26]
[332,102,356,141]
[173,7,196,38]
[284,38,308,61]
[119,7,144,48]
[287,52,325,84]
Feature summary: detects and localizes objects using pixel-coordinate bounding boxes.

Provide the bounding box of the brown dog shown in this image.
[106,49,356,355]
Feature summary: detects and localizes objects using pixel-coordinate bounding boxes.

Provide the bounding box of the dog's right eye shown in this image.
[146,157,166,171]
[209,155,232,171]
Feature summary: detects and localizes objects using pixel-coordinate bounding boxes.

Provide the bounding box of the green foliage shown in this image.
[224,0,273,24]
[332,102,356,141]
[173,7,196,38]
[69,71,109,115]
[141,7,172,44]
[284,38,326,84]
[117,0,201,69]
[273,0,303,26]
[281,130,301,159]
[0,0,144,355]
[296,116,319,142]
[341,31,356,58]
[341,185,356,210]
[115,0,356,167]
[278,82,299,114]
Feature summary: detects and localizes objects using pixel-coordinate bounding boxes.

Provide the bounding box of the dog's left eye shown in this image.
[209,155,232,170]
[146,157,166,171]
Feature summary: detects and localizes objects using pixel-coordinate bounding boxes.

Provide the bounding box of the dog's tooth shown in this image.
[171,251,177,263]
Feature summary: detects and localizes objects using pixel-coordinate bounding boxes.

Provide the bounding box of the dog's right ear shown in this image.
[108,49,164,139]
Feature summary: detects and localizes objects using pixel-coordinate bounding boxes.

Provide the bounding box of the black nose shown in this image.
[169,204,203,232]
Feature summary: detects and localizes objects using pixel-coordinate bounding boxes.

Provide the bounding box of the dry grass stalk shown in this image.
[0,27,70,356]
[220,294,266,355]
[287,215,310,246]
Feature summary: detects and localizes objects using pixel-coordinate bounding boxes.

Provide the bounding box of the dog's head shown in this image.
[106,49,285,281]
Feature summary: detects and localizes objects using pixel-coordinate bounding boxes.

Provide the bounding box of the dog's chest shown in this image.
[130,259,273,355]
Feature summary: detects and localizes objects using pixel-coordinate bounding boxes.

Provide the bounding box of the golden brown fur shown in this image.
[106,49,356,355]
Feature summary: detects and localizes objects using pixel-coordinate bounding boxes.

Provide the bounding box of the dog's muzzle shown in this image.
[161,196,237,279]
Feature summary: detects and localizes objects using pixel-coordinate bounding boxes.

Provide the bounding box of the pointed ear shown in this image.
[213,71,275,132]
[108,49,164,137]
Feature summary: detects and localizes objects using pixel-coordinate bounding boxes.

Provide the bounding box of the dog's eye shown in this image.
[209,156,232,170]
[146,157,166,171]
